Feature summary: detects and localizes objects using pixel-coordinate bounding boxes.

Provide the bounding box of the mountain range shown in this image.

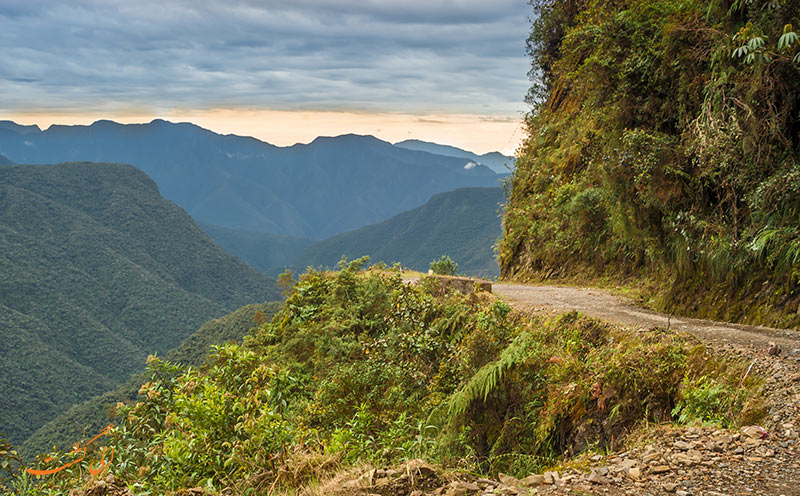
[394,139,514,174]
[0,120,500,238]
[0,162,279,445]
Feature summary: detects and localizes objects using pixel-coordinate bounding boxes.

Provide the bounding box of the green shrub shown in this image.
[671,375,739,427]
[430,255,458,275]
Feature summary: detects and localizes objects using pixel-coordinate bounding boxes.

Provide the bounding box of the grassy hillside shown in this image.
[199,222,315,273]
[502,0,800,327]
[0,121,500,238]
[19,301,283,459]
[292,187,504,278]
[14,265,760,495]
[0,162,278,446]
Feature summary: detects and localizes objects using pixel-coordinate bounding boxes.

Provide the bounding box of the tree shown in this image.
[430,255,458,276]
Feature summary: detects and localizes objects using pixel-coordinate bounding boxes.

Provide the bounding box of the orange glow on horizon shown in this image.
[4,109,524,156]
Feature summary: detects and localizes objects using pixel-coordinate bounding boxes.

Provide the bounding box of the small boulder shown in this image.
[741,425,766,440]
[520,474,545,487]
[543,471,560,485]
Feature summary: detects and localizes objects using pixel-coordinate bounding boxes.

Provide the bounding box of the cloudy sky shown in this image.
[1,1,532,154]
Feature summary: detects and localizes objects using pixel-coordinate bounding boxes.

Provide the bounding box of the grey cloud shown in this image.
[0,1,532,115]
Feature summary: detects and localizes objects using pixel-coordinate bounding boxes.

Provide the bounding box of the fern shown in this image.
[446,334,538,418]
[750,225,800,268]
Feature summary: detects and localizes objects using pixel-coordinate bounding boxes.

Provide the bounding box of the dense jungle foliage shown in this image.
[5,263,761,495]
[501,0,800,327]
[17,302,283,461]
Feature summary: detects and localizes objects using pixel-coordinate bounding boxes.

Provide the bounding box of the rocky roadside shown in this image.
[337,423,799,496]
[330,346,800,496]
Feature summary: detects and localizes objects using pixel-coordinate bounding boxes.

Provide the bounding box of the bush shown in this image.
[0,437,20,488]
[430,255,458,275]
[671,375,739,427]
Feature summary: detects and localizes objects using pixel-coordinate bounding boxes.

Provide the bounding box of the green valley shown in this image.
[198,223,315,274]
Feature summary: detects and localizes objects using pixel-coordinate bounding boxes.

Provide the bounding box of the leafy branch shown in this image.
[732,22,800,65]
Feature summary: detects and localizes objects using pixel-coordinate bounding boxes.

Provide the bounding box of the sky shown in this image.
[0,1,532,154]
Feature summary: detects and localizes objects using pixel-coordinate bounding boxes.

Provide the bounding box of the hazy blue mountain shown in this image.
[0,153,13,165]
[394,139,514,174]
[199,222,315,273]
[0,120,500,238]
[0,162,279,445]
[0,120,41,135]
[292,187,504,278]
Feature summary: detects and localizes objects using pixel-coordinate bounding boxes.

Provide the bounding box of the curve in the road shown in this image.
[493,283,800,355]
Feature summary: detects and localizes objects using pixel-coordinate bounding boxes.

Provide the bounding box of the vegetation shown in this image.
[18,302,283,460]
[502,0,800,327]
[0,163,279,447]
[9,265,761,494]
[429,255,459,275]
[292,187,504,278]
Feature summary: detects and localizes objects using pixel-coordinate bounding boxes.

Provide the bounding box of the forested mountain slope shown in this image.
[501,0,800,327]
[199,222,314,273]
[19,301,283,459]
[0,162,278,445]
[0,121,499,237]
[292,187,504,278]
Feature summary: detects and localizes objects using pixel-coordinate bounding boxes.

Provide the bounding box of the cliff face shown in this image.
[501,0,800,327]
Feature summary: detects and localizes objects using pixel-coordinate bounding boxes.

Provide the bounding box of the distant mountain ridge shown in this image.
[0,153,12,165]
[0,119,501,238]
[0,120,41,134]
[0,162,279,445]
[291,187,504,278]
[394,139,514,174]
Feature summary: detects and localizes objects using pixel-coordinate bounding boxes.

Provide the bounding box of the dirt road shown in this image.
[493,282,800,356]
